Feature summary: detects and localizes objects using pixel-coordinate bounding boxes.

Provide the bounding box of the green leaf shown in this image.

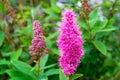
[0,31,5,47]
[41,63,57,70]
[99,27,117,32]
[32,5,41,19]
[11,48,22,60]
[91,26,103,36]
[44,69,59,76]
[0,59,10,65]
[6,69,36,80]
[0,19,4,29]
[6,70,22,78]
[92,27,116,35]
[100,2,112,8]
[26,19,33,35]
[59,69,68,80]
[93,40,107,55]
[9,77,25,80]
[9,60,36,80]
[91,20,115,36]
[77,20,88,30]
[108,18,115,26]
[100,19,108,28]
[89,9,99,27]
[20,52,30,61]
[20,36,31,45]
[70,73,83,80]
[0,71,6,75]
[40,54,48,68]
[12,60,32,69]
[38,75,48,80]
[13,64,36,80]
[0,68,7,75]
[51,0,58,9]
[40,54,49,72]
[0,2,6,12]
[82,32,90,40]
[43,8,58,17]
[46,31,59,40]
[45,31,59,48]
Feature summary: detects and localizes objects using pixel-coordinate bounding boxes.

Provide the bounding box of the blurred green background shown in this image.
[0,0,120,80]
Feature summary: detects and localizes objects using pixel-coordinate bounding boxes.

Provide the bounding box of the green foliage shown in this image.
[0,31,5,47]
[44,69,59,76]
[7,61,36,80]
[0,0,120,80]
[93,40,107,55]
[89,9,99,27]
[11,48,22,61]
[70,73,83,80]
[0,2,6,12]
[59,69,68,80]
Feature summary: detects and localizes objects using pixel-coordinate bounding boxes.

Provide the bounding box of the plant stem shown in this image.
[30,0,33,7]
[108,0,118,19]
[3,21,16,50]
[19,1,24,20]
[105,0,118,28]
[68,75,70,80]
[30,0,34,21]
[37,58,40,77]
[86,19,93,40]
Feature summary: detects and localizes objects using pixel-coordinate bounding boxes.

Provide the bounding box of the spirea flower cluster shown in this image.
[29,20,48,60]
[57,9,84,76]
[81,0,93,15]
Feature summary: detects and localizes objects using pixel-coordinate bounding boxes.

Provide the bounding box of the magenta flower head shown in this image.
[57,9,84,76]
[29,20,49,60]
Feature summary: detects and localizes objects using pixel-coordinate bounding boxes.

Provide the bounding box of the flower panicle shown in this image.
[29,20,48,60]
[57,9,84,76]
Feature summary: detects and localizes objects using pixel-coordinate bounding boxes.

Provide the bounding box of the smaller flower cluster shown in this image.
[29,20,49,60]
[81,0,93,13]
[80,0,93,18]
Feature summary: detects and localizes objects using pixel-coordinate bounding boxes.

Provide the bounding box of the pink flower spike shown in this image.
[57,9,84,76]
